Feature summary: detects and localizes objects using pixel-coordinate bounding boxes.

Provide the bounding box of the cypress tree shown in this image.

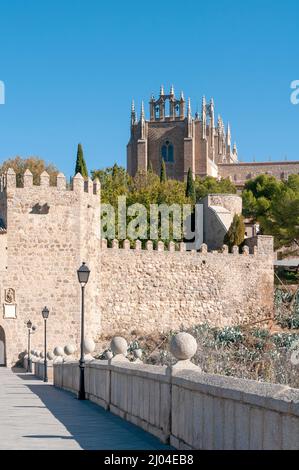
[160,160,167,183]
[75,143,88,178]
[186,168,196,203]
[148,161,154,173]
[112,163,118,179]
[224,214,245,249]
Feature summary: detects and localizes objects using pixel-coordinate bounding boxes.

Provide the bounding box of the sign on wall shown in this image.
[3,288,17,319]
[3,304,16,319]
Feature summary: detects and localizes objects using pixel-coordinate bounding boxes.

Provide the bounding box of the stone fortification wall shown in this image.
[99,239,274,336]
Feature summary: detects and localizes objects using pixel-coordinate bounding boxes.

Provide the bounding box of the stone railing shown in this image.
[25,350,55,381]
[53,333,299,450]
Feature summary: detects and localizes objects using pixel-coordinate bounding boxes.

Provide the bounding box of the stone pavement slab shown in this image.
[0,368,171,450]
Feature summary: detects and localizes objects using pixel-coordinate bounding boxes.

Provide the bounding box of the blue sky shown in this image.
[0,0,298,177]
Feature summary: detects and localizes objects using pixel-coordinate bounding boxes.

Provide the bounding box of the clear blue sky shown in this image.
[0,0,298,177]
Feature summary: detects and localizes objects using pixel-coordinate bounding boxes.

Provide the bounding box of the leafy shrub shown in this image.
[272,332,299,349]
[275,288,299,329]
[214,326,244,346]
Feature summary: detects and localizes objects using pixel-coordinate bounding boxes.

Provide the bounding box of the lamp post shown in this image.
[42,307,50,382]
[26,321,36,372]
[77,262,90,400]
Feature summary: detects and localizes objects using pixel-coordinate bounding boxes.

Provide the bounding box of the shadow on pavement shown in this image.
[12,372,171,450]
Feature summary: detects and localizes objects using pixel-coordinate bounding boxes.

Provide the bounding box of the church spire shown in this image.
[209,98,215,160]
[226,122,231,146]
[131,99,137,127]
[187,97,191,118]
[179,91,185,119]
[187,98,192,137]
[210,98,215,127]
[140,101,145,139]
[141,100,145,120]
[170,84,174,96]
[217,115,225,134]
[202,96,207,139]
[160,84,164,96]
[150,93,155,121]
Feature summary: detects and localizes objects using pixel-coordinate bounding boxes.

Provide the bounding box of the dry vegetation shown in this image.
[96,287,299,389]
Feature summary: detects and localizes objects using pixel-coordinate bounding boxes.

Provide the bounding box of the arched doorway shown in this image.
[0,326,6,366]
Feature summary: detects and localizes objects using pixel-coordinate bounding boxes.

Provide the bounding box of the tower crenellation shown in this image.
[0,168,100,197]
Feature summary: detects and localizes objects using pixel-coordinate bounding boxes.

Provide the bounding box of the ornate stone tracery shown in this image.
[5,288,15,305]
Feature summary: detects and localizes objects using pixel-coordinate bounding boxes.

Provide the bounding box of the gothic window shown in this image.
[161,141,174,163]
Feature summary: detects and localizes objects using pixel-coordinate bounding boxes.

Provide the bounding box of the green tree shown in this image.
[160,160,167,183]
[91,164,130,205]
[75,143,88,178]
[0,156,59,187]
[224,214,245,249]
[260,189,299,249]
[242,189,258,218]
[92,165,190,245]
[287,174,299,192]
[148,161,154,173]
[186,168,196,203]
[195,176,236,200]
[242,174,283,219]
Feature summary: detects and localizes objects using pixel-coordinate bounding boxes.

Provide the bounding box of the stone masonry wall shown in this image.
[99,243,274,336]
[0,170,101,366]
[147,121,186,180]
[203,194,242,215]
[218,161,299,186]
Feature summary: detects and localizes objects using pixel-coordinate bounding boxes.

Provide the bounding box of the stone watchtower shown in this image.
[0,169,101,366]
[127,85,238,181]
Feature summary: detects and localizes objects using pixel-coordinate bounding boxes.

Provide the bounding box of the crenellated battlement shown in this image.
[0,168,101,197]
[100,238,270,256]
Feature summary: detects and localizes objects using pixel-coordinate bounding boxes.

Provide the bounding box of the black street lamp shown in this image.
[77,262,90,400]
[26,320,36,372]
[42,306,50,382]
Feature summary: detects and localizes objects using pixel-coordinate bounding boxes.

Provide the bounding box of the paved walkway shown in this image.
[0,368,171,450]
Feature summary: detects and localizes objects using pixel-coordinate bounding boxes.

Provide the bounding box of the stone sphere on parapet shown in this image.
[39,352,44,358]
[105,350,113,360]
[64,344,76,356]
[47,351,54,360]
[170,332,197,360]
[83,338,95,354]
[134,348,143,359]
[53,346,64,357]
[110,337,128,356]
